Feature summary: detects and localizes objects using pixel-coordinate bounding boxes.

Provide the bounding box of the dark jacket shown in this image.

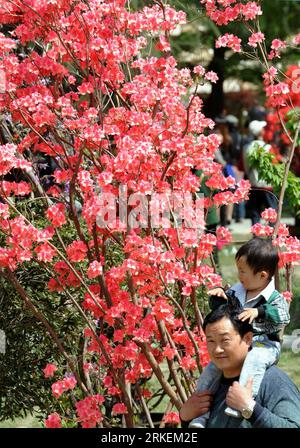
[206,366,300,428]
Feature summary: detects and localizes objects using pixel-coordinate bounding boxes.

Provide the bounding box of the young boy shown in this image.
[189,237,290,428]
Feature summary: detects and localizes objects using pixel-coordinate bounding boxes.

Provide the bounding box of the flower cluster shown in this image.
[268,39,286,60]
[76,395,104,428]
[216,33,242,53]
[251,217,300,270]
[261,208,278,223]
[248,32,265,48]
[43,363,58,378]
[46,204,67,228]
[264,65,300,149]
[200,1,262,26]
[45,413,62,428]
[163,412,180,425]
[51,376,77,398]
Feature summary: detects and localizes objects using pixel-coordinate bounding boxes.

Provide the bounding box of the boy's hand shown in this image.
[238,308,258,324]
[208,288,227,299]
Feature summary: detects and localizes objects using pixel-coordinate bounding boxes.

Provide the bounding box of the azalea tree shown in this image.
[0,0,299,428]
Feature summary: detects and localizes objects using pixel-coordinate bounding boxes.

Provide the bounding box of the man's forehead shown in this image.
[205,317,238,337]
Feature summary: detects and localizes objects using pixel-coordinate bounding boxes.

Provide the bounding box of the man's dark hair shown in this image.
[203,302,253,337]
[235,237,279,279]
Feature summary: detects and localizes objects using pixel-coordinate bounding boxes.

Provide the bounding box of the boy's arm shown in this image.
[257,293,290,326]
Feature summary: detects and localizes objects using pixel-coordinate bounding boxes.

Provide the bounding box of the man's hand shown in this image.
[238,308,258,324]
[207,288,227,299]
[226,378,254,412]
[179,391,213,422]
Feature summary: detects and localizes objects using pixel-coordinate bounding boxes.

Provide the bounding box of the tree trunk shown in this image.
[203,47,226,119]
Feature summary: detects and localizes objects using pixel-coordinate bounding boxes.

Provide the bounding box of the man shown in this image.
[180,303,300,428]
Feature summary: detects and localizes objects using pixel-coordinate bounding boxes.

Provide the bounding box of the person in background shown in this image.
[243,120,278,225]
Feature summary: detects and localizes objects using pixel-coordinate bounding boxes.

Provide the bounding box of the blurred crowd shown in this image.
[203,101,293,231]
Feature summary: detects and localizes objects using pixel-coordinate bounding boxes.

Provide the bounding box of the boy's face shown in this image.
[236,255,269,292]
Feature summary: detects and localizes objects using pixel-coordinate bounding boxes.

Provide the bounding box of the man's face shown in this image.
[205,316,252,378]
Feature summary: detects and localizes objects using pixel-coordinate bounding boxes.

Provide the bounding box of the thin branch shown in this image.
[273,121,300,239]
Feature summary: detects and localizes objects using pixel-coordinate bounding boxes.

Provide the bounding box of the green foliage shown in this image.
[286,108,300,146]
[248,146,300,214]
[285,275,300,335]
[0,263,85,422]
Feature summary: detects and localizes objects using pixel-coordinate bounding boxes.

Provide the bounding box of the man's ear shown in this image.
[243,331,253,347]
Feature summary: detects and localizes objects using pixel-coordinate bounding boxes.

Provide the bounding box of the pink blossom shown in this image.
[43,363,58,378]
[78,82,94,95]
[46,203,67,228]
[45,413,62,428]
[233,179,251,202]
[35,244,56,262]
[66,240,88,262]
[216,33,242,53]
[163,412,180,424]
[0,203,10,219]
[162,345,177,360]
[268,39,286,60]
[277,223,290,237]
[261,208,277,223]
[265,82,290,107]
[282,291,293,303]
[251,223,274,237]
[271,39,286,50]
[216,226,233,249]
[51,381,64,398]
[112,403,128,415]
[213,190,235,206]
[0,32,16,54]
[293,34,300,45]
[77,170,94,192]
[241,2,262,20]
[0,143,19,176]
[193,65,205,76]
[279,252,300,268]
[156,35,171,52]
[205,71,219,83]
[87,261,103,279]
[51,376,77,398]
[204,273,223,289]
[76,395,104,428]
[63,376,77,390]
[248,32,265,48]
[180,355,197,371]
[68,75,76,84]
[263,66,278,84]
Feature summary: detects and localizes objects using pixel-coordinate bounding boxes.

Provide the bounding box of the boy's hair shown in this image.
[235,237,279,279]
[203,303,253,337]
